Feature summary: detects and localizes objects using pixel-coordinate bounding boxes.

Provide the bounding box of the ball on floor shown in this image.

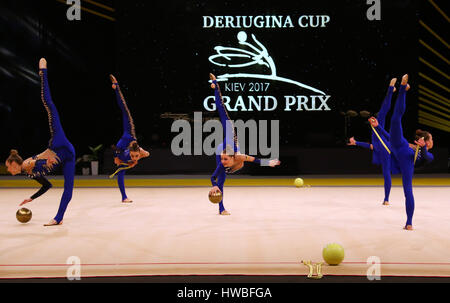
[322,243,345,265]
[16,207,32,223]
[294,178,304,187]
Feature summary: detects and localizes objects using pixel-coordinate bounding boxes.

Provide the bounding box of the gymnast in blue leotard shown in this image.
[208,73,280,215]
[369,74,434,230]
[5,58,75,226]
[110,75,150,203]
[348,78,399,205]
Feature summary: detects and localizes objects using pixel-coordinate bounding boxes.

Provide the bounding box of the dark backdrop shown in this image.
[0,0,448,175]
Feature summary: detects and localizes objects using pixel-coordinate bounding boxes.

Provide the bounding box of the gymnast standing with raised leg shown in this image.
[208,73,280,215]
[369,74,434,230]
[5,58,75,226]
[348,78,398,205]
[110,75,150,203]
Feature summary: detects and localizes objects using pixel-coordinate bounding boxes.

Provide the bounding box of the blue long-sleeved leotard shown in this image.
[388,84,434,227]
[372,86,394,203]
[354,86,395,203]
[209,80,270,213]
[210,80,239,213]
[112,81,136,201]
[27,68,76,223]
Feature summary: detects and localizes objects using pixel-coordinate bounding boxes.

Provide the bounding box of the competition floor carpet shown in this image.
[0,175,449,280]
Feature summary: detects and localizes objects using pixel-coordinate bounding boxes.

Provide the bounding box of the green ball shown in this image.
[322,243,345,265]
[294,178,304,187]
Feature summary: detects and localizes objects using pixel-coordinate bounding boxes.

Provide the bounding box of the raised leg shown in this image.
[388,75,415,228]
[377,79,396,128]
[389,76,410,150]
[39,59,67,149]
[111,75,136,140]
[211,76,238,154]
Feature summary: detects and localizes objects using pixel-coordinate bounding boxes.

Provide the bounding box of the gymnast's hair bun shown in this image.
[6,149,23,164]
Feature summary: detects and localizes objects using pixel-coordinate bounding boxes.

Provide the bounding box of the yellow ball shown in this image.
[16,208,32,223]
[208,191,223,204]
[294,178,304,187]
[322,243,345,265]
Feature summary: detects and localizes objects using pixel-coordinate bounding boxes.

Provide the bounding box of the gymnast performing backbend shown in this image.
[348,78,398,205]
[368,74,434,230]
[208,73,280,215]
[5,58,75,226]
[110,75,150,203]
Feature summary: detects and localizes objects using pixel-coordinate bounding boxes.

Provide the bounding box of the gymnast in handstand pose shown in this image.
[208,73,280,215]
[110,75,149,203]
[348,78,398,205]
[5,58,75,226]
[369,74,434,230]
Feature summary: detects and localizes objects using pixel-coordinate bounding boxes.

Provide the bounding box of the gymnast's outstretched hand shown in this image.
[414,137,426,147]
[114,157,122,166]
[126,160,138,168]
[46,156,59,170]
[368,117,379,127]
[209,186,221,195]
[19,198,33,206]
[268,159,281,167]
[347,137,356,146]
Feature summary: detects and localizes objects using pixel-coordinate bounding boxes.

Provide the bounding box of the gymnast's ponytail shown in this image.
[6,149,23,165]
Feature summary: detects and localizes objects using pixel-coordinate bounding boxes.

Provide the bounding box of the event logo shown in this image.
[209,31,325,95]
[203,31,331,112]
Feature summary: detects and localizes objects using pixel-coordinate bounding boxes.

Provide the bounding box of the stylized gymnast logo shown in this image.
[208,31,326,95]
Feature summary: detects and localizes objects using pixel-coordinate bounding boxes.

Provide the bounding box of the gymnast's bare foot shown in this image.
[39,58,47,69]
[110,74,118,89]
[220,210,230,215]
[210,73,216,89]
[389,78,397,92]
[401,74,410,91]
[122,198,133,203]
[382,201,389,205]
[44,219,63,226]
[404,225,413,230]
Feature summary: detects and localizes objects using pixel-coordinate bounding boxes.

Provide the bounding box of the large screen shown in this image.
[114,0,420,153]
[0,0,427,163]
